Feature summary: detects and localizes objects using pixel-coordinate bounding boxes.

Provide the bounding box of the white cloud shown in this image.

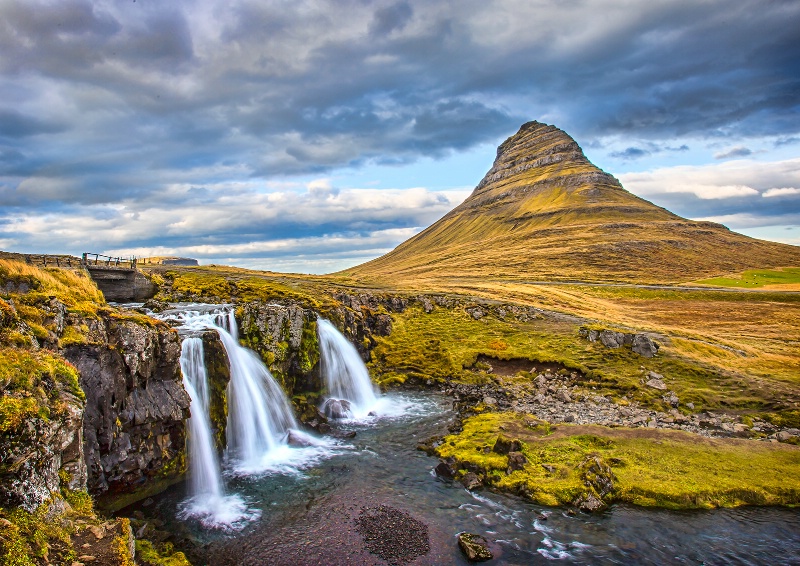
[620,158,800,200]
[762,187,800,198]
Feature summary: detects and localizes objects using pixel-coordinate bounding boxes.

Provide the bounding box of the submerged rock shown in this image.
[457,532,493,562]
[355,505,430,564]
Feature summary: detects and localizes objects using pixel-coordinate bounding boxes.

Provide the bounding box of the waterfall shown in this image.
[180,338,223,498]
[317,318,378,418]
[215,329,298,466]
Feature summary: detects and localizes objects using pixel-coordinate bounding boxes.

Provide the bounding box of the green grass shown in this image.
[368,305,776,413]
[437,412,800,509]
[696,268,800,288]
[0,348,83,433]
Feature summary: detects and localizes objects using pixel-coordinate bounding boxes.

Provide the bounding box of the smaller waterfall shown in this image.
[180,338,223,498]
[216,329,298,467]
[318,318,378,418]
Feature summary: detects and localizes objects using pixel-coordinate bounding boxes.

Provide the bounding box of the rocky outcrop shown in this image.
[63,316,189,499]
[579,327,660,358]
[238,302,321,394]
[0,387,85,511]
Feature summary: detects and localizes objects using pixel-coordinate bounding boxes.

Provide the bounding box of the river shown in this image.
[124,391,800,565]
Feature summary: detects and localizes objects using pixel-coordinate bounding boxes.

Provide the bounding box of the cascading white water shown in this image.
[180,338,223,498]
[216,330,298,466]
[317,318,379,418]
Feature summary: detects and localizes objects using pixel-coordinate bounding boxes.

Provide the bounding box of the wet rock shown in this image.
[141,299,170,313]
[286,430,315,447]
[331,430,357,439]
[435,460,457,479]
[322,398,352,419]
[574,492,606,512]
[492,435,522,454]
[461,472,482,491]
[507,451,528,473]
[457,532,493,562]
[632,334,660,357]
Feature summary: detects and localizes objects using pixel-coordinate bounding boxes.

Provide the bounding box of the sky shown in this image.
[0,0,798,274]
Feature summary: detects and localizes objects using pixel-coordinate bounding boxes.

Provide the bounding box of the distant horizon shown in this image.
[1,1,798,273]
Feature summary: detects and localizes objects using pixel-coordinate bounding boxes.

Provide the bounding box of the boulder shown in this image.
[322,398,352,419]
[434,460,457,479]
[507,451,528,473]
[556,389,572,403]
[646,378,667,390]
[457,533,493,562]
[599,330,625,348]
[492,435,522,454]
[574,492,606,512]
[632,334,660,357]
[461,472,482,491]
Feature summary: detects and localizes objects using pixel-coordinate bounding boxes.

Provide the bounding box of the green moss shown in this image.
[59,324,88,347]
[299,320,320,374]
[0,493,97,565]
[0,348,83,433]
[136,540,192,566]
[438,412,800,509]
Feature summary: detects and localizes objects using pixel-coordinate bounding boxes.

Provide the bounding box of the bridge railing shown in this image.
[23,254,80,268]
[81,253,137,268]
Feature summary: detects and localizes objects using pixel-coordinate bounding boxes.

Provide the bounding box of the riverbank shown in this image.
[425,374,800,512]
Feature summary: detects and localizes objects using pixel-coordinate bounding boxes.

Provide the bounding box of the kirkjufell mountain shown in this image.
[345,121,800,284]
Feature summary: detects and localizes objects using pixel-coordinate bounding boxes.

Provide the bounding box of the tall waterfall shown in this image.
[318,318,378,418]
[180,338,223,498]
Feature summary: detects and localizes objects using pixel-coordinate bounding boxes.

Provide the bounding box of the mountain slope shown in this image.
[345,121,800,284]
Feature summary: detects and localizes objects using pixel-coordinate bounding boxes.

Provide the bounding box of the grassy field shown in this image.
[696,267,800,290]
[437,412,800,509]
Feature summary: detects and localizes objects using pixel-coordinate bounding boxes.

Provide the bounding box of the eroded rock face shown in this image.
[238,302,321,394]
[0,390,85,511]
[64,317,189,497]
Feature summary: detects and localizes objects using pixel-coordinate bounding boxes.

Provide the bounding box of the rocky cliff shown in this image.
[63,316,189,502]
[0,260,190,511]
[345,121,800,284]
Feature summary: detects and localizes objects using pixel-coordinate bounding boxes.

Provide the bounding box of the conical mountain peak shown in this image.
[346,121,800,284]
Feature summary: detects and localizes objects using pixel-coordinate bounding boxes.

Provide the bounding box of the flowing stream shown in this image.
[125,388,800,565]
[130,303,800,564]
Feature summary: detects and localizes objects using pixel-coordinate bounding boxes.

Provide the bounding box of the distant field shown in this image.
[696,267,800,289]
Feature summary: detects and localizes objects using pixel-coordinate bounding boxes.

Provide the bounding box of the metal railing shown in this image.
[81,253,137,268]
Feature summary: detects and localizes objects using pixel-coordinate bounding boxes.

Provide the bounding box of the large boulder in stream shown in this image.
[322,398,352,419]
[458,532,493,562]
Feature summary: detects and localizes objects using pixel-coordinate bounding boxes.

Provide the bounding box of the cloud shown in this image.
[610,147,650,160]
[621,158,800,228]
[0,0,798,270]
[762,187,800,198]
[714,146,753,159]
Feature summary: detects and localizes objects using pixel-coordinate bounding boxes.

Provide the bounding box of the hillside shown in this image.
[344,121,800,284]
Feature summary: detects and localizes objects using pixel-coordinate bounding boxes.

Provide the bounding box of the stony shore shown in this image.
[444,363,800,443]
